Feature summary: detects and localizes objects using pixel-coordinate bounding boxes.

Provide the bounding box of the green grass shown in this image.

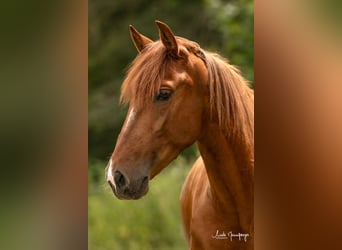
[88,157,192,250]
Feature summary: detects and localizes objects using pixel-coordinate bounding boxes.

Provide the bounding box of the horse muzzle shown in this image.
[106,167,149,200]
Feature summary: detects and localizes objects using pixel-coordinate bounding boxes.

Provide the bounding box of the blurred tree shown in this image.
[89,0,254,164]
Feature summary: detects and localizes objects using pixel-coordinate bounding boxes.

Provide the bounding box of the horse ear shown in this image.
[155,20,179,57]
[129,25,153,53]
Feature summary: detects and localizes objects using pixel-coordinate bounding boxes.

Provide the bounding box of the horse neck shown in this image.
[197,121,254,233]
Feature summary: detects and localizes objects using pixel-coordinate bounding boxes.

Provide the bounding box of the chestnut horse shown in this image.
[105,21,254,250]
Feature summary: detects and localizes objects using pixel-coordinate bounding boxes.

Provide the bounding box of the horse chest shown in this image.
[182,160,249,249]
[189,193,245,250]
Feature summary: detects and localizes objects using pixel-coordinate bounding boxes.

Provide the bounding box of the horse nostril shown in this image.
[114,170,127,189]
[142,176,148,185]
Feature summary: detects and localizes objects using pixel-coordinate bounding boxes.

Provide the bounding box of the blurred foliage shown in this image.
[89,0,254,162]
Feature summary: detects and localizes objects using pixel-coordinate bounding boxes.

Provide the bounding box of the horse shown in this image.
[105,21,254,250]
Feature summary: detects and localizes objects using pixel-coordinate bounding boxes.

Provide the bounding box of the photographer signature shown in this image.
[212,230,249,242]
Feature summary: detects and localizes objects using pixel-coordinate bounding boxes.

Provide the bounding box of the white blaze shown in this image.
[126,108,136,127]
[106,159,115,188]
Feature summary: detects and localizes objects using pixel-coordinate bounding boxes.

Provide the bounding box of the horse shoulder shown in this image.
[180,157,244,249]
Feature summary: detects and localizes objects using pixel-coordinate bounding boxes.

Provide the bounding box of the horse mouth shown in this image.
[108,176,149,200]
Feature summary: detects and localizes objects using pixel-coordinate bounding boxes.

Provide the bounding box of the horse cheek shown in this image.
[171,108,202,146]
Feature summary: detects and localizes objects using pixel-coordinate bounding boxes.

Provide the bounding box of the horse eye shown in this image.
[155,89,172,101]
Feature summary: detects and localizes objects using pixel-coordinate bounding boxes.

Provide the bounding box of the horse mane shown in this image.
[204,52,254,162]
[120,42,173,106]
[120,40,254,162]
